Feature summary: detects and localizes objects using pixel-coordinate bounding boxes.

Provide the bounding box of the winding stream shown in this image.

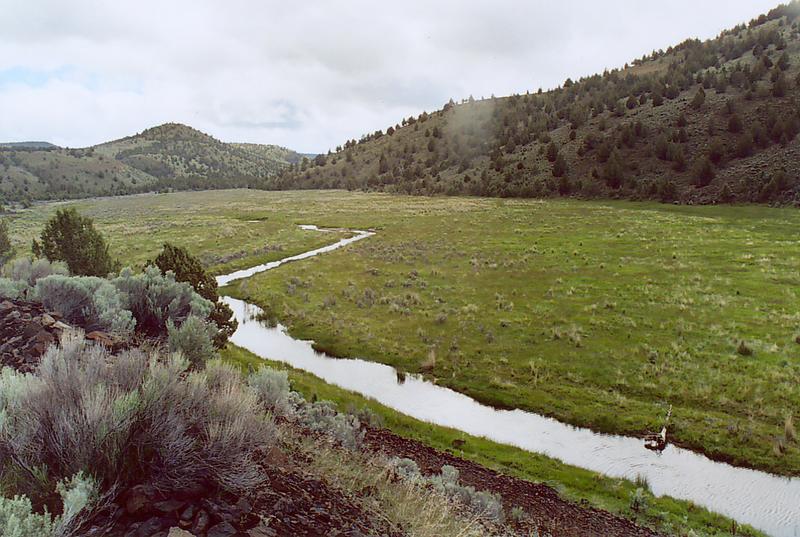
[217,226,799,537]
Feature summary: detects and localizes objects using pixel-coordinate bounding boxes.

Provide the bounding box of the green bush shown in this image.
[37,208,118,277]
[0,495,56,537]
[111,266,212,336]
[0,219,12,266]
[4,258,69,288]
[248,367,291,416]
[34,275,135,336]
[298,400,365,449]
[151,243,237,347]
[167,315,218,369]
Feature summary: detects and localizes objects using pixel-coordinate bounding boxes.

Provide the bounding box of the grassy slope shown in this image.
[222,344,764,537]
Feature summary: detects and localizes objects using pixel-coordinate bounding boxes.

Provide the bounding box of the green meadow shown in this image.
[10,189,800,479]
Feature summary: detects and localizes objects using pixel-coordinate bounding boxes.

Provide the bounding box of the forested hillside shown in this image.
[271,3,800,204]
[0,123,302,203]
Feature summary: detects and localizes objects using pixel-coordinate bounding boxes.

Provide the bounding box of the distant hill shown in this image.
[270,2,800,205]
[0,141,59,150]
[0,123,301,202]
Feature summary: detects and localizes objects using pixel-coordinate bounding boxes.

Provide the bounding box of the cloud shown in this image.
[0,0,780,152]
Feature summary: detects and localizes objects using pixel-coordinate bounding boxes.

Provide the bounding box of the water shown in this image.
[218,226,799,537]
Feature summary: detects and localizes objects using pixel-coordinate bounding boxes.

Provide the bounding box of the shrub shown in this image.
[151,243,236,347]
[167,315,218,369]
[4,258,69,288]
[38,208,118,277]
[0,219,12,266]
[0,278,28,300]
[111,266,212,336]
[692,156,715,187]
[390,457,421,480]
[0,495,56,537]
[394,462,505,523]
[34,275,135,336]
[297,400,365,450]
[737,340,753,356]
[248,367,291,416]
[630,487,649,513]
[0,335,275,510]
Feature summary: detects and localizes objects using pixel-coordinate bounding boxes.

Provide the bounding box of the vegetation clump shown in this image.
[34,208,118,277]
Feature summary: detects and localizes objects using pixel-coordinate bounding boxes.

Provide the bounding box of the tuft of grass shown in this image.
[736,340,753,356]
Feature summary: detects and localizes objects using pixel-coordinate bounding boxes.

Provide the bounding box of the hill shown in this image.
[0,123,301,202]
[270,3,800,205]
[0,141,59,150]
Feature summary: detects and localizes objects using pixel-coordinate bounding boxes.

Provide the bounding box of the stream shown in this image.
[217,225,799,537]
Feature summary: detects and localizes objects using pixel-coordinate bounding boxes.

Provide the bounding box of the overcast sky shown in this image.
[0,1,780,153]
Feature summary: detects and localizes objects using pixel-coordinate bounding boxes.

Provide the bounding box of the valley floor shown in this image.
[7,188,795,535]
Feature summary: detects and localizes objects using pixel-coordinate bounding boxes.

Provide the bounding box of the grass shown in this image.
[8,189,799,478]
[219,191,800,477]
[4,190,347,275]
[222,343,765,537]
[5,188,790,535]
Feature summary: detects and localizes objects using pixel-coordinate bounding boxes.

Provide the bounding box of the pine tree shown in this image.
[39,208,118,276]
[691,86,706,109]
[552,153,568,177]
[692,156,715,187]
[546,141,558,162]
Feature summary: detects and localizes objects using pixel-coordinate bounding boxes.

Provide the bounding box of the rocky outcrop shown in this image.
[0,299,69,373]
[84,485,269,537]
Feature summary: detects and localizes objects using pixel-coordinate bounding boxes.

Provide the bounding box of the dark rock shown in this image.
[206,521,237,537]
[192,510,210,534]
[134,517,166,537]
[125,485,155,515]
[153,499,186,514]
[180,505,196,522]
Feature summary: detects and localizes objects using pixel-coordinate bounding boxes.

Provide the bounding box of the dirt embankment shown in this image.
[364,427,663,537]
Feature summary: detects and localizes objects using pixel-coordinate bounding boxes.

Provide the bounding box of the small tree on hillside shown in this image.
[39,208,118,276]
[546,141,558,162]
[152,243,237,347]
[552,153,568,177]
[728,114,743,133]
[691,86,706,109]
[692,156,715,187]
[0,219,12,265]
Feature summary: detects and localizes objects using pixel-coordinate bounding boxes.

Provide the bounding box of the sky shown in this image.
[0,1,781,153]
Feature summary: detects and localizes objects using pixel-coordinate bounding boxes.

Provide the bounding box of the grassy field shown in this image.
[7,189,799,479]
[6,191,347,275]
[221,344,764,537]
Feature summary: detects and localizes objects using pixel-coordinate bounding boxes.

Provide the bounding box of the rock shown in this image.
[168,529,196,537]
[180,505,196,522]
[133,517,165,537]
[52,320,71,330]
[206,521,237,537]
[247,522,277,537]
[153,499,186,514]
[125,485,155,515]
[191,510,210,534]
[86,330,115,347]
[34,330,55,345]
[40,314,56,326]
